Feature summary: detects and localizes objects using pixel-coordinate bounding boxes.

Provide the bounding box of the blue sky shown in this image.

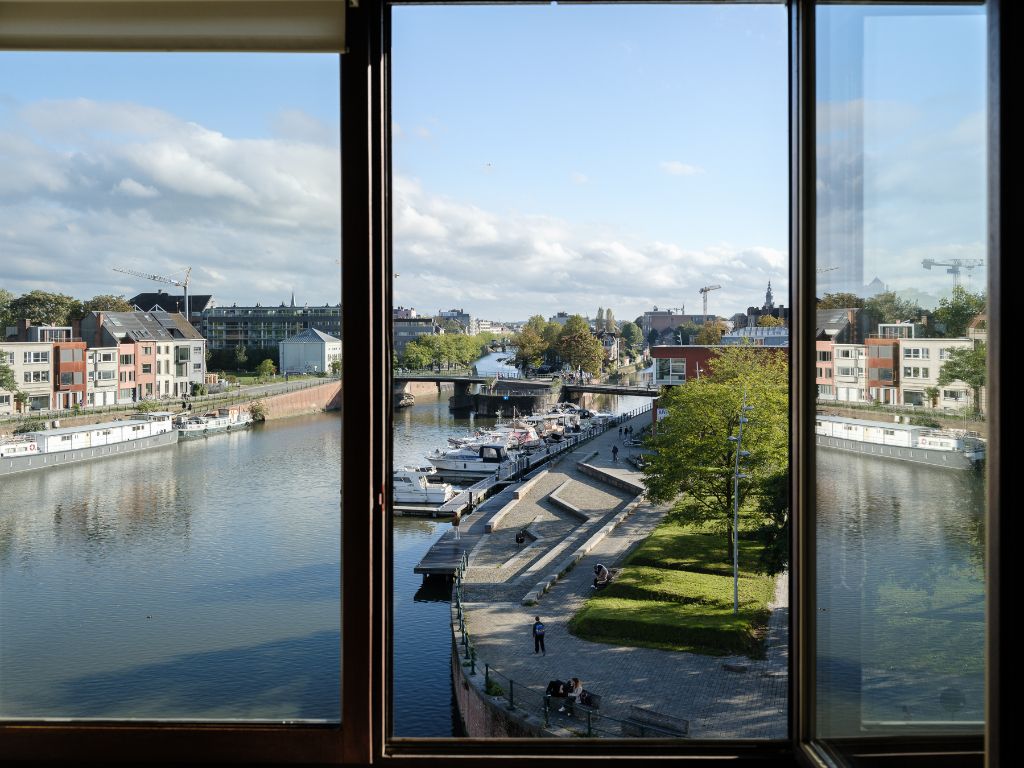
[0,4,986,323]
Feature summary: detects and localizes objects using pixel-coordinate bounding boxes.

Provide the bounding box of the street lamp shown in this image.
[726,391,753,615]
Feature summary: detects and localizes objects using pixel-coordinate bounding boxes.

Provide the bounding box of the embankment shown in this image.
[259,381,341,420]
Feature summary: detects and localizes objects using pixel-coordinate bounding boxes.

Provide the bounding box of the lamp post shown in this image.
[727,389,753,615]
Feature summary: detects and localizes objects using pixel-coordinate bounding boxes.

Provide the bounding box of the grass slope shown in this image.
[568,522,777,657]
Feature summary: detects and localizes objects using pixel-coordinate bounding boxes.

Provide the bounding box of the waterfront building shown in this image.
[832,342,868,403]
[79,311,207,401]
[595,330,620,363]
[394,316,440,356]
[898,337,975,410]
[200,301,342,350]
[649,345,717,387]
[815,307,873,345]
[279,328,343,374]
[0,341,54,414]
[87,346,120,407]
[816,340,835,401]
[864,336,900,405]
[52,337,88,410]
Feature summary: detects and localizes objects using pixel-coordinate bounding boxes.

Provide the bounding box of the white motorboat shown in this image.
[392,467,456,504]
[426,440,520,478]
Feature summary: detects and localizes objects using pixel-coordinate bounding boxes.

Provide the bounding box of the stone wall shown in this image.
[258,381,341,421]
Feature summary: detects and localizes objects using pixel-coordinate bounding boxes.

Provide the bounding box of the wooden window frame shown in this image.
[0,0,1008,765]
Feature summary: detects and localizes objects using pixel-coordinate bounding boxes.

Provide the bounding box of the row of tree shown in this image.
[511,315,605,375]
[0,289,135,331]
[817,286,986,338]
[399,332,497,370]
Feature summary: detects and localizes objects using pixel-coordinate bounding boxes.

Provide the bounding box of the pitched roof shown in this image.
[95,311,201,342]
[130,292,214,314]
[280,328,341,344]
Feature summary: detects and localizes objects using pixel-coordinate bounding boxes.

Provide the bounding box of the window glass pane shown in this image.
[392,4,789,739]
[0,52,342,722]
[815,4,986,737]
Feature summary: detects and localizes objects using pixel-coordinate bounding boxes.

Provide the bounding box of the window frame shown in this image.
[0,0,1005,765]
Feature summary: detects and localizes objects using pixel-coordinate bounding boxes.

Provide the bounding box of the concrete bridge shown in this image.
[561,383,660,398]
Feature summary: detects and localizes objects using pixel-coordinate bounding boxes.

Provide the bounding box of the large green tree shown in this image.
[82,294,134,313]
[512,326,546,371]
[933,285,986,338]
[938,342,986,416]
[8,290,83,327]
[643,345,788,550]
[1,357,18,393]
[619,321,643,355]
[0,288,13,332]
[604,308,617,333]
[864,290,922,325]
[757,315,784,328]
[817,292,865,310]
[695,322,723,345]
[595,307,605,332]
[556,314,603,374]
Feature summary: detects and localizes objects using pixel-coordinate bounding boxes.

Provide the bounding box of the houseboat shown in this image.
[174,407,253,439]
[814,414,985,470]
[0,412,178,476]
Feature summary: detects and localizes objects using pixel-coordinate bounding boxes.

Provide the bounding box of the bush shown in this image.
[191,383,208,396]
[247,399,267,422]
[13,416,49,434]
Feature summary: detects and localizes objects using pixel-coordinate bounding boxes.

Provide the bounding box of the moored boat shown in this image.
[0,412,178,476]
[392,466,456,503]
[175,407,253,439]
[814,413,984,470]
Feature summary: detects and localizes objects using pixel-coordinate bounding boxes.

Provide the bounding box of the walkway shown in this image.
[455,413,789,739]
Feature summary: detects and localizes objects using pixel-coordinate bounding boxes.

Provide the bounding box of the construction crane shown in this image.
[113,266,192,318]
[922,258,984,289]
[698,284,722,321]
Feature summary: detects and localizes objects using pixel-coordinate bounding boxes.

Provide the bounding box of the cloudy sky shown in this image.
[0,5,986,323]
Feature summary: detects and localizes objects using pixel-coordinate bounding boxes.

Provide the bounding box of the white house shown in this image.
[279,328,342,374]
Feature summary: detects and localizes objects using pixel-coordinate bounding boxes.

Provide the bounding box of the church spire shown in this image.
[764,281,774,311]
[290,291,295,308]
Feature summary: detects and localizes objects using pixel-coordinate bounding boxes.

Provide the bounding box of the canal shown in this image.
[0,360,984,734]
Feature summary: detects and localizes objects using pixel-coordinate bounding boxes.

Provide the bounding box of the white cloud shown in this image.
[660,160,703,177]
[570,171,589,185]
[113,178,160,198]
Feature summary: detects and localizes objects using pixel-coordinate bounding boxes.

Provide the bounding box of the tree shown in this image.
[511,326,546,371]
[330,359,343,376]
[817,292,865,310]
[938,342,986,416]
[605,308,617,333]
[933,285,986,338]
[0,357,17,393]
[595,307,605,333]
[555,314,603,375]
[643,345,788,551]
[647,328,660,348]
[864,290,922,325]
[0,287,13,331]
[82,294,134,313]
[757,315,784,328]
[256,358,277,380]
[673,322,703,345]
[234,344,249,369]
[695,322,722,345]
[619,321,643,355]
[8,290,83,327]
[401,338,433,369]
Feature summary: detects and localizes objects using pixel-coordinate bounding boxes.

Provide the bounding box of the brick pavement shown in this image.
[459,413,789,739]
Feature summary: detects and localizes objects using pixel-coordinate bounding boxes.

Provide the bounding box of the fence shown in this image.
[0,376,335,427]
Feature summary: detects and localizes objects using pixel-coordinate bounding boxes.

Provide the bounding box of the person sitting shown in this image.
[558,678,583,713]
[592,563,611,589]
[545,679,571,698]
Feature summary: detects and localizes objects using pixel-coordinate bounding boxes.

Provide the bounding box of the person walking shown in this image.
[452,511,461,541]
[612,445,619,462]
[532,616,546,655]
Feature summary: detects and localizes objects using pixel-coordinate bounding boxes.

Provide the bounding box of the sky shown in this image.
[0,4,986,323]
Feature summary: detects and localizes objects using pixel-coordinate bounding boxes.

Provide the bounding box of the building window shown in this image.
[23,351,49,364]
[141,364,152,374]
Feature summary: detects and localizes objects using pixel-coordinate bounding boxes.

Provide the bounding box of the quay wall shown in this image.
[259,381,341,421]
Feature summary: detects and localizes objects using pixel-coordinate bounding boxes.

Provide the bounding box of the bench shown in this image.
[592,567,621,590]
[548,691,602,718]
[620,704,689,738]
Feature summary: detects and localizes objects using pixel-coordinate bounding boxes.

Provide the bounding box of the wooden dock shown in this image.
[413,530,482,576]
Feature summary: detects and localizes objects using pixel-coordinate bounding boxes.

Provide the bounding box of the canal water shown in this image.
[0,356,984,735]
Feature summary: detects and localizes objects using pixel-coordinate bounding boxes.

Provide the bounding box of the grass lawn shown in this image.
[568,520,778,657]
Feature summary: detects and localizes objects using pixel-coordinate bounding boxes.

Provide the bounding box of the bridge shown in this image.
[562,383,660,398]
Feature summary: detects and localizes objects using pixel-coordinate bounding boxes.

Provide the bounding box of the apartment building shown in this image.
[87,347,119,407]
[898,337,974,409]
[0,342,54,413]
[201,302,341,350]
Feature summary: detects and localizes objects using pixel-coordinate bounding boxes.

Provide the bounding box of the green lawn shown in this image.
[568,521,778,657]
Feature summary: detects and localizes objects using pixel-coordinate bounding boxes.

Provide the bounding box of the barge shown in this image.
[815,414,984,470]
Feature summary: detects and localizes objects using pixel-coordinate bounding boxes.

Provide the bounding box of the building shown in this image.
[898,337,975,410]
[640,308,717,343]
[735,282,791,329]
[864,337,900,405]
[393,306,418,319]
[816,340,835,401]
[649,345,719,387]
[201,300,342,350]
[595,330,620,363]
[815,307,874,345]
[394,317,440,356]
[279,328,342,374]
[436,308,472,333]
[86,346,120,407]
[0,341,54,413]
[78,311,207,400]
[720,326,790,347]
[131,289,214,328]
